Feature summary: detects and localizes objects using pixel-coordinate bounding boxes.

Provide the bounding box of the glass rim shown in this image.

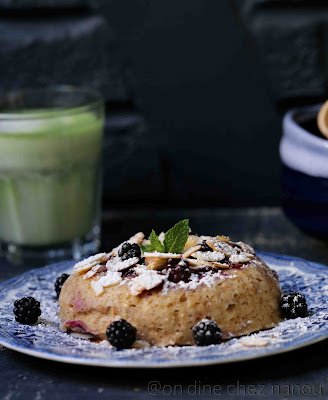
[0,85,104,121]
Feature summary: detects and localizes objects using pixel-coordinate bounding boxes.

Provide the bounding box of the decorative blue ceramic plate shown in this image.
[0,252,327,368]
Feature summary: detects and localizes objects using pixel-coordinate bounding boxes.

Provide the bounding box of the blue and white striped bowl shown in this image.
[280,104,328,236]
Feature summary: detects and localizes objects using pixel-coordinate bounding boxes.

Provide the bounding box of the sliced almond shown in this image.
[186,258,200,266]
[74,253,108,273]
[90,271,122,296]
[144,252,181,259]
[211,262,230,269]
[197,259,229,269]
[215,235,231,243]
[193,251,225,262]
[129,270,165,295]
[83,264,102,279]
[129,232,145,244]
[207,238,237,256]
[229,253,254,264]
[145,257,168,270]
[236,241,255,255]
[106,256,139,272]
[183,235,200,251]
[182,245,201,258]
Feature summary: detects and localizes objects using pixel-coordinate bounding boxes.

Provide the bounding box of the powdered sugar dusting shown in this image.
[106,256,139,272]
[74,253,108,273]
[0,254,328,367]
[229,253,254,264]
[144,252,181,258]
[91,272,122,296]
[129,269,166,295]
[193,251,225,262]
[162,271,237,294]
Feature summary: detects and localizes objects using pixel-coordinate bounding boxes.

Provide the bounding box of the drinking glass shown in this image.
[0,86,104,265]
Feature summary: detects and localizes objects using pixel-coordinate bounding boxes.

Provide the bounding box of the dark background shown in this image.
[1,0,327,208]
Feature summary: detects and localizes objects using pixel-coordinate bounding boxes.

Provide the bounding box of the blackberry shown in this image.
[192,319,222,346]
[122,268,137,278]
[55,274,70,297]
[13,297,41,325]
[200,240,213,252]
[118,242,141,261]
[194,265,216,277]
[166,258,180,269]
[281,292,307,319]
[106,319,137,349]
[168,260,191,283]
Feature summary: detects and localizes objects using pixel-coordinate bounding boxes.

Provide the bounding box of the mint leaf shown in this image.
[150,229,165,252]
[164,219,189,253]
[140,244,154,252]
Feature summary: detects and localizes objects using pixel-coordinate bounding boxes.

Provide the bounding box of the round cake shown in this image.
[59,228,282,347]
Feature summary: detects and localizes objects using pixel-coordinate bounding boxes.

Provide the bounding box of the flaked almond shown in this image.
[106,256,139,272]
[129,270,165,295]
[83,264,102,279]
[90,271,122,296]
[144,251,182,269]
[74,253,108,273]
[144,252,181,259]
[215,235,231,243]
[182,245,201,258]
[236,241,255,255]
[197,259,229,269]
[211,262,230,269]
[193,251,225,262]
[145,257,168,270]
[185,258,200,266]
[207,238,237,256]
[129,232,145,244]
[229,253,254,264]
[183,235,200,251]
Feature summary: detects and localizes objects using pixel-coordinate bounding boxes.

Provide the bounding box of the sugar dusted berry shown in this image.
[192,319,222,346]
[55,274,70,297]
[118,242,141,261]
[106,319,137,349]
[281,292,307,319]
[168,260,191,283]
[13,297,41,325]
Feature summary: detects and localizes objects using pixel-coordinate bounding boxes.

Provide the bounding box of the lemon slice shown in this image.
[317,100,328,138]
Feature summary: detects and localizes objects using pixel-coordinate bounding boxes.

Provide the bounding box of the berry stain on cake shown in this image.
[59,220,284,347]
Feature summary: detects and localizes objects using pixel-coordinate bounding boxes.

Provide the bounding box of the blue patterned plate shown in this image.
[0,252,328,368]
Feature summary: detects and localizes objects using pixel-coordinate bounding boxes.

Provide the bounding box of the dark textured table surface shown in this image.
[1,207,328,399]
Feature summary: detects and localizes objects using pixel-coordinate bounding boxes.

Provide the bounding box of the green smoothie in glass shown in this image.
[0,87,104,265]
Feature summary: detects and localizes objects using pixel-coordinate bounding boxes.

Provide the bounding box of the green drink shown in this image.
[0,88,104,265]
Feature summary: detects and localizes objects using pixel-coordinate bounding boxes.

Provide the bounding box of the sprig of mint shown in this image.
[150,229,165,252]
[140,244,154,252]
[164,219,189,253]
[141,219,190,254]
